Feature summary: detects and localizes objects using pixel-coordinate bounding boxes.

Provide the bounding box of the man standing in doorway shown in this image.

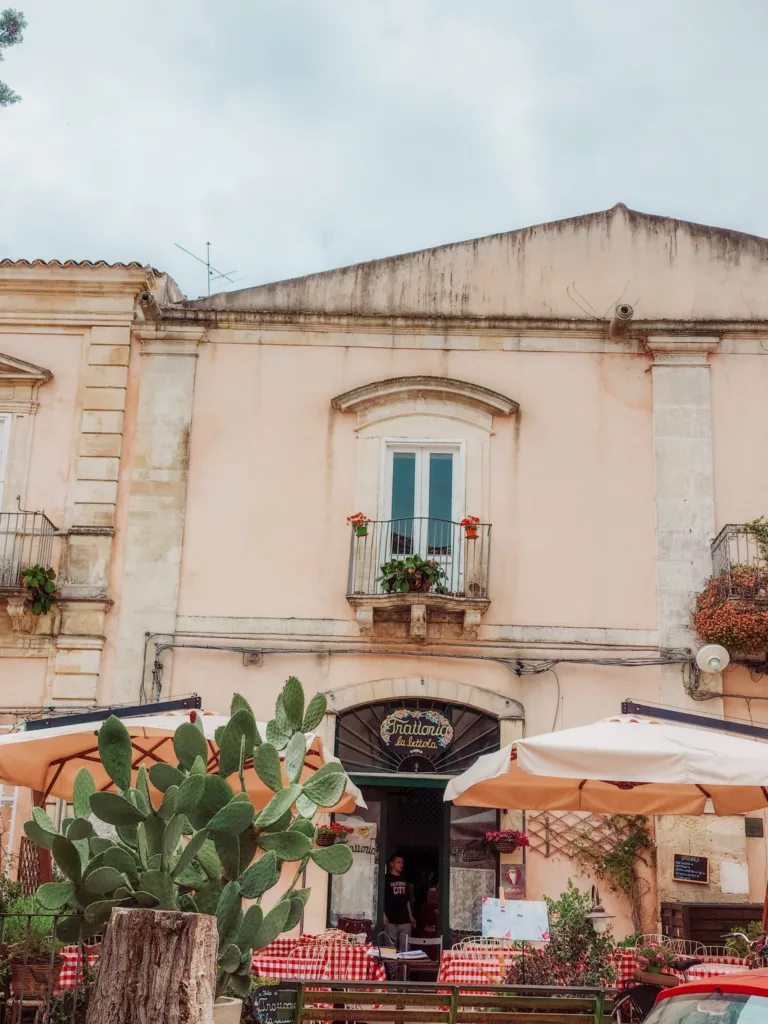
[383,853,416,950]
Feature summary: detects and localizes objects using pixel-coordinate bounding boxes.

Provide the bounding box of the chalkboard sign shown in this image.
[250,985,279,1024]
[673,854,709,884]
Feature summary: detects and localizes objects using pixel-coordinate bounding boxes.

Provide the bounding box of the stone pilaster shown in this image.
[648,336,748,904]
[112,326,205,703]
[55,321,136,700]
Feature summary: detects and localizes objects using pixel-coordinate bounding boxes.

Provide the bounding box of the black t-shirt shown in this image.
[384,873,411,924]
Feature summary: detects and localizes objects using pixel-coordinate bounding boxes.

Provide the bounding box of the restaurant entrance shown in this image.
[328,698,501,945]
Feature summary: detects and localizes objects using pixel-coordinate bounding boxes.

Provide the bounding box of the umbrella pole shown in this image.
[762,880,768,934]
[32,790,53,884]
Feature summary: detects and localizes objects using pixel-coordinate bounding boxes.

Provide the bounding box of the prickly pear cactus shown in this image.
[23,678,352,997]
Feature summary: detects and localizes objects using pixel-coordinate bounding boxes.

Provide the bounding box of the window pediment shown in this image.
[331,376,517,429]
[0,353,52,386]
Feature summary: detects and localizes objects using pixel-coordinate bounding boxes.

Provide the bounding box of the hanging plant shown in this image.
[485,828,529,853]
[20,565,58,616]
[694,566,768,655]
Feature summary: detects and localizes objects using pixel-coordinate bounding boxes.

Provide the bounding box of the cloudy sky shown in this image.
[1,1,766,299]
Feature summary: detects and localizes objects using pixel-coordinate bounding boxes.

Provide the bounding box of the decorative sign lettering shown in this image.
[673,854,709,885]
[380,708,453,752]
[249,982,299,1024]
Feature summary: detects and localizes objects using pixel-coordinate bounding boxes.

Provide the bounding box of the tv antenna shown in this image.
[174,242,237,297]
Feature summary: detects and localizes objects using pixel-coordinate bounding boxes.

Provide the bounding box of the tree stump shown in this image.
[85,908,218,1024]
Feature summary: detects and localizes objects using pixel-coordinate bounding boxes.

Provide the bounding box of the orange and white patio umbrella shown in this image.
[444,714,768,816]
[0,710,364,813]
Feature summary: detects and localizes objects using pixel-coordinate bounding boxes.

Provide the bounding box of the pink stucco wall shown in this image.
[177,342,657,630]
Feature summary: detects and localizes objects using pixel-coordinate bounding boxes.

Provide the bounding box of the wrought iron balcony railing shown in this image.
[711,523,768,602]
[347,517,491,599]
[0,509,56,589]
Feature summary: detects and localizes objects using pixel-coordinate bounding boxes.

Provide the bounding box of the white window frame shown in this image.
[377,438,466,523]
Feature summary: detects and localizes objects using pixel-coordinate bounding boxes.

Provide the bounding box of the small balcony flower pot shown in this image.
[465,528,478,540]
[355,526,368,537]
[315,833,337,847]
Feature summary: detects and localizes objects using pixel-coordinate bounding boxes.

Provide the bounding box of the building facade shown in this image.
[2,205,768,940]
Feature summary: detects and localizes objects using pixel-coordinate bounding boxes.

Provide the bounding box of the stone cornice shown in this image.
[646,335,721,366]
[157,306,768,336]
[0,264,156,296]
[133,324,208,356]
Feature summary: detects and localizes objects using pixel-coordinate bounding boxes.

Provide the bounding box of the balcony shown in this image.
[0,509,57,632]
[347,517,491,640]
[710,524,768,602]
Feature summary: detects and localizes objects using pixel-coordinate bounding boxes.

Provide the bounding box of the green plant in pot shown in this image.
[23,677,353,1017]
[376,555,446,594]
[0,894,64,997]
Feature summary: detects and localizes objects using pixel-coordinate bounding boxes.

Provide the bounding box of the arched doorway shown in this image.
[329,697,502,946]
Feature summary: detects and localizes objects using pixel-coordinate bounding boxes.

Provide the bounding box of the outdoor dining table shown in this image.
[436,947,751,991]
[251,939,387,983]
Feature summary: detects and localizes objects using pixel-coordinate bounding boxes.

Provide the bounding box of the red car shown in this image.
[645,969,768,1021]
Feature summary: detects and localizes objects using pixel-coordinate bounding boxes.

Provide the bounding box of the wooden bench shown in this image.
[272,980,614,1024]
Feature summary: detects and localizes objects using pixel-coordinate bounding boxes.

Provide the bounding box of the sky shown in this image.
[1,0,767,300]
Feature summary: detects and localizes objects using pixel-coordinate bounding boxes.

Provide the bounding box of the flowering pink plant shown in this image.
[485,829,529,846]
[635,943,677,974]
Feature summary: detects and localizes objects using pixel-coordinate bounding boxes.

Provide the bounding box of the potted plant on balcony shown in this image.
[377,555,446,594]
[315,823,354,848]
[347,513,370,537]
[19,565,58,616]
[485,828,529,854]
[461,516,480,540]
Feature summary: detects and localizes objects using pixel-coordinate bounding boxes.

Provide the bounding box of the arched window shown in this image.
[336,697,500,776]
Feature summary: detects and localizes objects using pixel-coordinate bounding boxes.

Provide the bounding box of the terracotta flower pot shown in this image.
[465,528,478,540]
[10,954,65,998]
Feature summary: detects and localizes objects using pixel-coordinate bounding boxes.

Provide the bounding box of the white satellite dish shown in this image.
[695,644,730,673]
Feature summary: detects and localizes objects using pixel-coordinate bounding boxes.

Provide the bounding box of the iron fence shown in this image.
[0,913,93,1023]
[711,524,768,600]
[347,517,491,599]
[0,511,56,589]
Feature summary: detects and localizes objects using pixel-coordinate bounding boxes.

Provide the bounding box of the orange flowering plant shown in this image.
[694,565,768,654]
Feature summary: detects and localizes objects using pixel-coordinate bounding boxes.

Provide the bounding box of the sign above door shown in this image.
[336,698,499,776]
[380,708,454,752]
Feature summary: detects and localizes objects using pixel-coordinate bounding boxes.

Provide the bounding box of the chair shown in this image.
[665,938,703,956]
[695,944,730,959]
[404,935,443,979]
[635,933,674,948]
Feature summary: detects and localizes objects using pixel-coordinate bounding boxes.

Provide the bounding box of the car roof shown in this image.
[657,969,768,1001]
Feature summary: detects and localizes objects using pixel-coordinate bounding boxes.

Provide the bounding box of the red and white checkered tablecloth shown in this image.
[437,949,751,992]
[57,947,100,992]
[610,949,749,991]
[252,944,386,983]
[437,951,521,986]
[256,937,302,957]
